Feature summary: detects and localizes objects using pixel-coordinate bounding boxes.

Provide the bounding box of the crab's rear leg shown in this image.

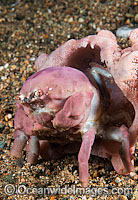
[11,130,28,158]
[90,66,112,90]
[27,136,40,164]
[90,65,112,108]
[104,125,134,174]
[78,128,96,188]
[117,126,134,174]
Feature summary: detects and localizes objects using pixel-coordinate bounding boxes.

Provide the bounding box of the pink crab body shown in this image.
[14,66,100,137]
[11,66,102,187]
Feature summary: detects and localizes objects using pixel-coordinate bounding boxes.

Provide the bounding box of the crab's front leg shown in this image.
[27,136,40,164]
[11,105,41,162]
[78,128,96,187]
[103,125,134,174]
[53,89,101,187]
[78,88,101,187]
[11,130,28,158]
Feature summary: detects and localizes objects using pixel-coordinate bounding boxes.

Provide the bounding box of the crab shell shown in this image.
[14,66,99,138]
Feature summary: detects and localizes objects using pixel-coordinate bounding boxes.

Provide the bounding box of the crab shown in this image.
[35,28,137,149]
[11,30,137,187]
[34,29,136,172]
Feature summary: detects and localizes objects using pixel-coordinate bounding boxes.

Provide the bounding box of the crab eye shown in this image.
[34,89,43,97]
[132,56,138,65]
[16,94,25,101]
[16,94,20,100]
[29,89,43,101]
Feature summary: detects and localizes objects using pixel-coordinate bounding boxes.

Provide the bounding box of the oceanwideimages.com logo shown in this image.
[4,184,133,196]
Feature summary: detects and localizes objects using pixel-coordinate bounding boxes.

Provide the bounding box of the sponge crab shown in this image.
[11,30,137,187]
[34,29,136,172]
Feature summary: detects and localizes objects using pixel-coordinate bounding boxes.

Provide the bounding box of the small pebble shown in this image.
[125,19,131,25]
[22,77,26,82]
[117,195,128,200]
[0,84,4,90]
[115,177,121,183]
[0,66,4,71]
[21,178,26,182]
[0,122,4,130]
[93,170,98,178]
[132,188,138,199]
[4,63,9,68]
[130,172,137,177]
[7,138,12,147]
[7,114,12,119]
[92,23,96,29]
[68,17,73,23]
[5,114,12,121]
[8,121,13,128]
[5,115,8,121]
[30,57,36,61]
[0,18,5,23]
[116,26,135,38]
[26,55,30,59]
[78,18,84,23]
[1,76,7,81]
[0,141,5,149]
[11,65,17,70]
[134,13,138,23]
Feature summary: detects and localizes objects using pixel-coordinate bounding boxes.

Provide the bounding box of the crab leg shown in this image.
[11,130,28,157]
[78,128,96,188]
[91,66,112,82]
[27,136,40,164]
[103,125,134,174]
[90,65,112,108]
